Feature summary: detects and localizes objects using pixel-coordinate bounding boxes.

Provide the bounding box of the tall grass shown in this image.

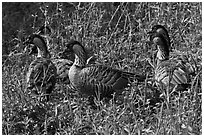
[2,2,202,135]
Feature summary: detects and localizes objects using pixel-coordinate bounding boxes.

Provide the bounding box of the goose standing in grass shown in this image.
[64,40,146,100]
[24,34,57,101]
[147,25,194,93]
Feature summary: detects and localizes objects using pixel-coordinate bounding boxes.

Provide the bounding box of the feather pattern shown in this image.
[28,26,96,84]
[52,58,73,83]
[28,43,96,84]
[25,34,57,101]
[148,25,193,91]
[67,40,146,99]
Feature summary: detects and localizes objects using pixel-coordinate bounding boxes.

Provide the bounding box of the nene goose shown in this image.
[65,40,146,100]
[29,25,96,84]
[29,44,96,84]
[29,45,73,83]
[147,25,194,92]
[24,34,57,101]
[148,25,195,74]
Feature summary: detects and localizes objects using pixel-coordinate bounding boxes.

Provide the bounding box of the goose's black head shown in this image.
[147,25,170,48]
[63,40,87,67]
[24,34,46,45]
[24,34,50,57]
[64,40,87,57]
[150,32,170,60]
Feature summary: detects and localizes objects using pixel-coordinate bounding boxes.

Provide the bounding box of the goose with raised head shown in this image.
[65,40,146,100]
[147,25,194,92]
[148,25,195,75]
[24,34,57,101]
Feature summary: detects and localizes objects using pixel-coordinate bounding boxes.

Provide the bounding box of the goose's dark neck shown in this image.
[73,54,86,68]
[34,36,50,58]
[156,47,169,65]
[154,34,169,63]
[70,41,87,68]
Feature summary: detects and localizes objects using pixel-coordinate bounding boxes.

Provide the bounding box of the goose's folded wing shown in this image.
[155,60,189,85]
[52,59,73,78]
[27,58,57,90]
[79,65,145,93]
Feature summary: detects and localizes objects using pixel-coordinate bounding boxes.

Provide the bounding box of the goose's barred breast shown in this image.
[155,59,189,86]
[26,57,57,99]
[52,59,73,83]
[72,65,146,98]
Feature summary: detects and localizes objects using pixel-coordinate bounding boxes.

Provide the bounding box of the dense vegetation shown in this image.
[2,2,202,135]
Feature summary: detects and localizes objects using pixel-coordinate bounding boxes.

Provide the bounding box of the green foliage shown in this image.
[2,2,202,135]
